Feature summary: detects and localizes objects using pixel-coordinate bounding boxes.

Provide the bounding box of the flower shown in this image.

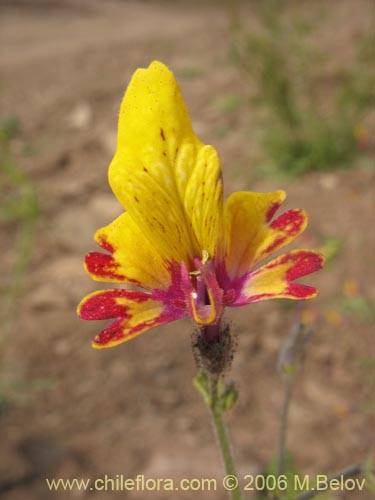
[77,61,324,349]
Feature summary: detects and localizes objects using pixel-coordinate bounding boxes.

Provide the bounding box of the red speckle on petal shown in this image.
[96,235,115,253]
[79,289,149,320]
[85,252,127,281]
[259,209,306,257]
[286,283,318,299]
[266,202,282,222]
[261,236,285,257]
[260,251,323,279]
[285,251,324,281]
[271,209,305,235]
[93,320,125,346]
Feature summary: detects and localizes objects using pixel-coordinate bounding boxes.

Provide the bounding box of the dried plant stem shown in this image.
[294,464,365,500]
[277,376,292,476]
[209,377,242,500]
[276,310,311,478]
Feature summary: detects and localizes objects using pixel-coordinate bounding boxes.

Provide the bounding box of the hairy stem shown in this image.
[209,377,242,500]
[194,324,240,499]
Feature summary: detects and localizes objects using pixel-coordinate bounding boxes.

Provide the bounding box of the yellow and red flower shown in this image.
[77,61,324,348]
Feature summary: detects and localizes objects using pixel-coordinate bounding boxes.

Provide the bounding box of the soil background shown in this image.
[0,1,374,499]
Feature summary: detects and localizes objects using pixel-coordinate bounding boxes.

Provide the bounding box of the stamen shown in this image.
[180,259,224,326]
[202,249,210,264]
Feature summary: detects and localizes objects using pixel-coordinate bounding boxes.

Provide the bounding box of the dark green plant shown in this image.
[229,1,374,176]
[0,116,39,394]
[0,116,43,411]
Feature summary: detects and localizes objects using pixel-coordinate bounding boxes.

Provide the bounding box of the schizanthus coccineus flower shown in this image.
[78,61,324,348]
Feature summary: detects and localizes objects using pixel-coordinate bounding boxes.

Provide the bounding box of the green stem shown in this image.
[209,378,242,500]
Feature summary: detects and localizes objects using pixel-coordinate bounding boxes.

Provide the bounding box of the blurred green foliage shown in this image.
[258,453,330,500]
[175,65,205,79]
[0,116,38,358]
[0,116,38,224]
[214,94,243,113]
[338,296,375,324]
[360,357,375,385]
[229,1,375,175]
[0,114,40,408]
[318,235,344,266]
[0,376,53,411]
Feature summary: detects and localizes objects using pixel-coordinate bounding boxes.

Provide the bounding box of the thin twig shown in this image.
[276,311,311,477]
[277,376,292,476]
[294,464,365,500]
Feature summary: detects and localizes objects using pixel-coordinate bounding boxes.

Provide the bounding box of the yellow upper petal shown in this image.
[184,145,224,261]
[108,61,223,264]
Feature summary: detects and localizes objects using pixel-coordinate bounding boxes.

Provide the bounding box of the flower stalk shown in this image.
[195,370,241,500]
[194,323,241,500]
[209,378,242,500]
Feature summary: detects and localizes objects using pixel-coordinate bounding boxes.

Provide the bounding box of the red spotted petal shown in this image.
[234,250,325,305]
[77,288,185,348]
[84,252,137,284]
[78,289,147,320]
[256,208,307,263]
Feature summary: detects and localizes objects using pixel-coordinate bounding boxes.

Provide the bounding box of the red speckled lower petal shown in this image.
[234,250,324,305]
[77,288,186,348]
[77,289,148,320]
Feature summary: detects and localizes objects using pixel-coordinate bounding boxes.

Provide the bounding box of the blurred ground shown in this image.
[0,1,374,499]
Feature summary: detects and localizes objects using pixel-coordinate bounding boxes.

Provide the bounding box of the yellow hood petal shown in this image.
[109,61,223,264]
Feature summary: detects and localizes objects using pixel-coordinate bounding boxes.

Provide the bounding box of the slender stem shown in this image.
[209,378,242,500]
[294,464,365,500]
[277,376,292,476]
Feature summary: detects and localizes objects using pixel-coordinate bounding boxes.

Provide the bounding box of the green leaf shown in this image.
[219,382,238,412]
[193,372,211,406]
